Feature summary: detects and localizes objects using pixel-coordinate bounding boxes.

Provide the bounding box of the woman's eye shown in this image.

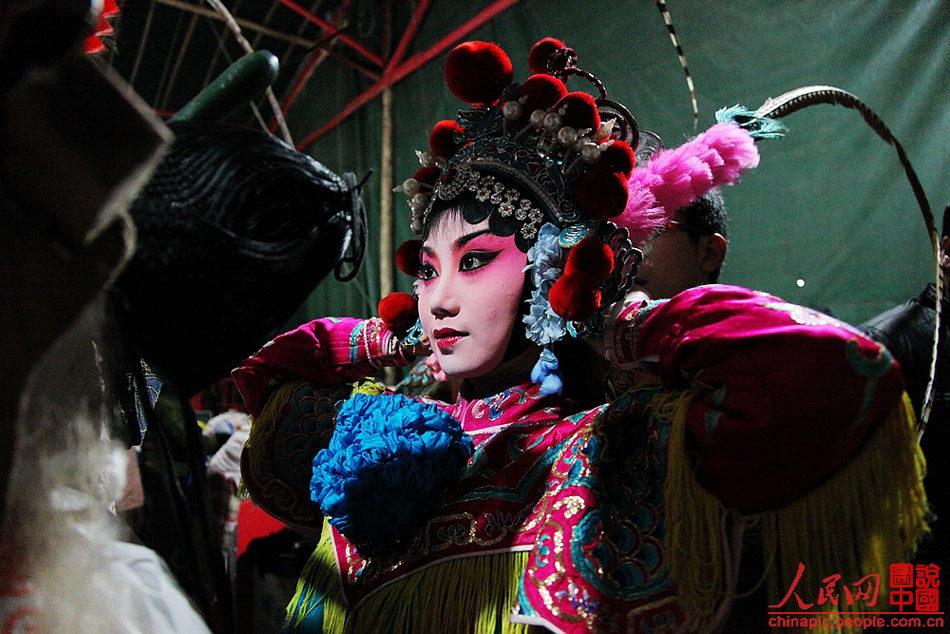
[418,263,437,281]
[459,250,500,272]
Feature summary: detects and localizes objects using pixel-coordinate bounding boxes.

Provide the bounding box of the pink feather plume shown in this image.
[616,122,758,242]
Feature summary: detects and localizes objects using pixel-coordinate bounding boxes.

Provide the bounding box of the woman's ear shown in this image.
[699,233,727,273]
[939,235,950,270]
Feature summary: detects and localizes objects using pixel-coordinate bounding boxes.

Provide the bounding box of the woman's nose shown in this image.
[428,274,460,319]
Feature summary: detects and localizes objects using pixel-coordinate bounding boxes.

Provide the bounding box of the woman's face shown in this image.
[416,214,527,379]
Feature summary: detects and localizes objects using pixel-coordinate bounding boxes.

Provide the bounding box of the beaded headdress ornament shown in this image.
[386,38,761,392]
[395,40,657,327]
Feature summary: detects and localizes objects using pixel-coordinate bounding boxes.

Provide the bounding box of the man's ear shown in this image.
[940,235,950,270]
[699,233,727,273]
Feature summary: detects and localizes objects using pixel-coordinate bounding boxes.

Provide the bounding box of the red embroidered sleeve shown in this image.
[609,284,905,512]
[232,317,410,417]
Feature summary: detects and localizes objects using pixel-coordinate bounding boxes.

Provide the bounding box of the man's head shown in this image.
[633,189,729,299]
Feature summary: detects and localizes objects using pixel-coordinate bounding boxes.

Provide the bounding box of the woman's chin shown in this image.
[437,355,503,382]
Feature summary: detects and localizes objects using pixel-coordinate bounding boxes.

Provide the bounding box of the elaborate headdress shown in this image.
[387,38,759,390]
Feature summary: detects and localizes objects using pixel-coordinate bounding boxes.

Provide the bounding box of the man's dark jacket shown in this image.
[861,283,948,575]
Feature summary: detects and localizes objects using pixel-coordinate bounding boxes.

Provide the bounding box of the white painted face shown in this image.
[416,214,527,379]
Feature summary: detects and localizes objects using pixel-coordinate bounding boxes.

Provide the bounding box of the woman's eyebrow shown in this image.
[455,229,493,248]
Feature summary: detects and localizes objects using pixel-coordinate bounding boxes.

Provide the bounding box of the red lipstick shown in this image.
[433,328,465,351]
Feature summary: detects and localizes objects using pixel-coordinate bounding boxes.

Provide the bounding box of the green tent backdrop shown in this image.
[130,0,950,329]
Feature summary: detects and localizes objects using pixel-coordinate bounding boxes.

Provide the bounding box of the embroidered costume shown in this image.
[235,286,926,634]
[235,38,930,634]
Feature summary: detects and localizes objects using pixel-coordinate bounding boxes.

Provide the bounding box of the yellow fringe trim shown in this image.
[666,391,929,634]
[286,519,539,634]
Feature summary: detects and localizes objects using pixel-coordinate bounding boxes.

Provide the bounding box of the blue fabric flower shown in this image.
[530,347,563,396]
[526,223,563,287]
[523,223,567,346]
[310,392,473,558]
[524,289,567,345]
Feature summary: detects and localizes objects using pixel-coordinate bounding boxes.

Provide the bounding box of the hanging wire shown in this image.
[203,0,293,144]
[654,0,699,127]
[200,0,246,86]
[151,3,187,109]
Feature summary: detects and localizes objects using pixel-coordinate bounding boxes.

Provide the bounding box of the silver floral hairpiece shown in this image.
[428,164,545,240]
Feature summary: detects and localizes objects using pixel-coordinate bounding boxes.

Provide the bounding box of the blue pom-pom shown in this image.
[310,393,473,557]
[530,347,563,396]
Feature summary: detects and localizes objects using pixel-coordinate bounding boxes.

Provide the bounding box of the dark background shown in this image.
[108,0,949,327]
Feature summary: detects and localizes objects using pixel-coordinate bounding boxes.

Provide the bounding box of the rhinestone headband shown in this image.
[428,164,545,240]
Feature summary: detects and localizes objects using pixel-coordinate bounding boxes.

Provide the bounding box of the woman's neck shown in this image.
[462,345,541,400]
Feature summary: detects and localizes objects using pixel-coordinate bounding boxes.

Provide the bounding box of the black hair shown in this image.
[678,188,728,282]
[424,191,534,253]
[942,203,949,239]
[679,188,729,241]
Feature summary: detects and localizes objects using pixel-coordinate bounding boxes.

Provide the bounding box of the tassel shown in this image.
[759,393,928,634]
[666,391,929,634]
[286,519,535,634]
[658,388,726,632]
[530,347,563,396]
[284,522,346,633]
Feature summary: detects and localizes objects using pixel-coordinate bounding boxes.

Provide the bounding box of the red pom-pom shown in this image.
[549,272,601,321]
[576,166,628,219]
[550,235,614,320]
[553,92,600,131]
[564,236,614,280]
[518,74,567,114]
[445,41,513,105]
[395,239,422,276]
[599,141,636,177]
[528,38,566,74]
[429,120,463,158]
[413,166,440,187]
[378,292,418,332]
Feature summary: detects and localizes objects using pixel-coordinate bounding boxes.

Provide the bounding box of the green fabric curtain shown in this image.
[286,0,948,327]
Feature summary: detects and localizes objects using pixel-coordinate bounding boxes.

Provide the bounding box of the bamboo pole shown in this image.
[379,4,396,384]
[155,0,317,48]
[380,87,394,303]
